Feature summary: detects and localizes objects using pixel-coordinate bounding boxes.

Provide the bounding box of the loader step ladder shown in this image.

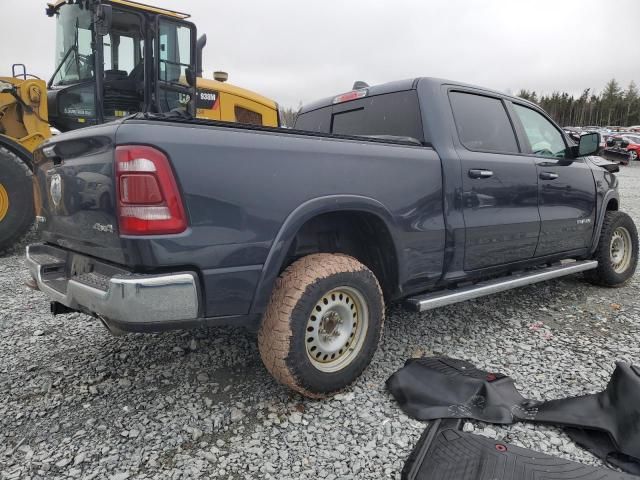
[405,260,598,312]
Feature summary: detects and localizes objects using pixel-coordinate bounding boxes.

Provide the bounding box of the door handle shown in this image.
[468,169,494,179]
[539,171,559,180]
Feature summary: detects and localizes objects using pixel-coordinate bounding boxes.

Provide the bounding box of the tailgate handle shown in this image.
[468,169,493,179]
[539,171,559,180]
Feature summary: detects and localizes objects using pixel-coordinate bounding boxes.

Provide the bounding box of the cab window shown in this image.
[513,104,566,158]
[159,22,192,85]
[449,91,519,153]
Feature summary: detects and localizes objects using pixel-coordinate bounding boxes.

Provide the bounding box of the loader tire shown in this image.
[0,147,34,256]
[258,253,384,398]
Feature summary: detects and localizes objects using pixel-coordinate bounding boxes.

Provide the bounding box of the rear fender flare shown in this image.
[249,195,402,316]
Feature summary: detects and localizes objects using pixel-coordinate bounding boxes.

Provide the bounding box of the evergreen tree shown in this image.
[516,79,638,127]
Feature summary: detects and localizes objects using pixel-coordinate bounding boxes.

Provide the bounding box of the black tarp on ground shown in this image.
[402,418,635,480]
[388,357,640,475]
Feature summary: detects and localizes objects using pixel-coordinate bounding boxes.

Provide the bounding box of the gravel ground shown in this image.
[2,163,639,480]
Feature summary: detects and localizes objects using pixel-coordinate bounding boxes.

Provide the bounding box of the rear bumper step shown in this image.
[26,244,200,329]
[405,260,598,312]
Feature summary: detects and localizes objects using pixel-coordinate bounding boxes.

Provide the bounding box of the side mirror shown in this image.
[95,4,112,37]
[577,132,599,157]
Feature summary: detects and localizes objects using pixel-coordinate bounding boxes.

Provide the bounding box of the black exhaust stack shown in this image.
[196,34,207,77]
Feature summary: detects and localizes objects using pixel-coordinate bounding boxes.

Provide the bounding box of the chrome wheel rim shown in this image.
[630,151,638,161]
[610,226,633,273]
[305,286,369,373]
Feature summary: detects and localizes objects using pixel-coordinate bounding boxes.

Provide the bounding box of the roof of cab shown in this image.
[197,78,278,110]
[47,0,190,19]
[299,77,538,114]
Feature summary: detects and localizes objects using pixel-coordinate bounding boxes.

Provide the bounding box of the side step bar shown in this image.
[405,260,598,312]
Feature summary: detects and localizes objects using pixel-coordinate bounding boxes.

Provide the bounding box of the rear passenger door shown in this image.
[509,103,596,256]
[449,91,540,271]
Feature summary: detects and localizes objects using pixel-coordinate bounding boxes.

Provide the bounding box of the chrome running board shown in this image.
[405,260,598,312]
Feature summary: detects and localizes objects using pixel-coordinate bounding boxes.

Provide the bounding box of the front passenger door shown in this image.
[510,103,596,256]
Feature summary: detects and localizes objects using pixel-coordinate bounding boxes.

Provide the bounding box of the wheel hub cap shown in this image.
[610,226,632,273]
[305,287,369,373]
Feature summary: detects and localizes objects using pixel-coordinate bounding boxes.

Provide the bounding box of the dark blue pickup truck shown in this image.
[26,77,638,397]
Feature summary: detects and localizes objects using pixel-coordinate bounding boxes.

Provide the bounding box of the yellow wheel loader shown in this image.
[0,0,278,254]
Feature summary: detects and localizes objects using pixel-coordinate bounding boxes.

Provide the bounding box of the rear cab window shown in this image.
[449,91,520,154]
[295,90,425,144]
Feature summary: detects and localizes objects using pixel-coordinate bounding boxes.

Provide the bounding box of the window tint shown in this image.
[331,91,424,141]
[294,108,330,132]
[513,104,566,158]
[294,90,424,142]
[235,106,263,125]
[449,92,519,153]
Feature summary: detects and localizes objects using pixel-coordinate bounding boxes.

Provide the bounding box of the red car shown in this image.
[605,134,640,163]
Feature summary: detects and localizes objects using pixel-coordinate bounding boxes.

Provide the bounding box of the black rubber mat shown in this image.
[388,357,640,474]
[402,419,635,480]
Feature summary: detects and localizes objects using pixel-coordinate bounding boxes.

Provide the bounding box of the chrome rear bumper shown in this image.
[26,244,200,329]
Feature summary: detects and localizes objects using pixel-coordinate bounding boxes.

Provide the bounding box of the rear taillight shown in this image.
[115,145,186,235]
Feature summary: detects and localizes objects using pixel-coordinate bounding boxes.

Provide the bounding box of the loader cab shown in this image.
[46,0,197,132]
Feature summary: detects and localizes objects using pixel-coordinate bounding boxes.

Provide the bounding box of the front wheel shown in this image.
[629,150,638,162]
[585,211,638,287]
[258,253,385,398]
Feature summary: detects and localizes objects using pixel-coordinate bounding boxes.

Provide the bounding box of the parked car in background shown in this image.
[563,127,582,143]
[604,134,640,164]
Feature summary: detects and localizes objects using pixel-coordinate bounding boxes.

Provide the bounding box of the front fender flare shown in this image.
[589,188,619,255]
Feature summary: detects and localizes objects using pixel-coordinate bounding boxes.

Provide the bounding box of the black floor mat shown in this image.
[388,357,640,474]
[403,419,635,480]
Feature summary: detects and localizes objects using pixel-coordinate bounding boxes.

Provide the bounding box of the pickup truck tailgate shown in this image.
[32,125,125,265]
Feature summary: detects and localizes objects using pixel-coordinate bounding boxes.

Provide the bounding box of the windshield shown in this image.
[51,5,94,86]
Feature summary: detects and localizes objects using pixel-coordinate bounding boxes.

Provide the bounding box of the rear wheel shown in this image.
[0,147,34,256]
[258,253,384,398]
[585,211,638,287]
[629,150,638,162]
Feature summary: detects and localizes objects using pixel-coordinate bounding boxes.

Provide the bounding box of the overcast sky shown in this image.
[2,0,638,108]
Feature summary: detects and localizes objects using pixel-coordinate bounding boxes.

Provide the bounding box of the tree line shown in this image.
[517,79,639,128]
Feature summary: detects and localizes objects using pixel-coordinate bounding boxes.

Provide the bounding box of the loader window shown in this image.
[101,11,145,120]
[157,20,195,113]
[51,4,94,86]
[159,22,192,86]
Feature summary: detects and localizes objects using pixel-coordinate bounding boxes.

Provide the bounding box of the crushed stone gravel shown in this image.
[1,162,639,479]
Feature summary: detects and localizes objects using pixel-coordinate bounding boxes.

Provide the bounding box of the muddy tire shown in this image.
[585,211,638,287]
[0,147,34,256]
[258,253,384,398]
